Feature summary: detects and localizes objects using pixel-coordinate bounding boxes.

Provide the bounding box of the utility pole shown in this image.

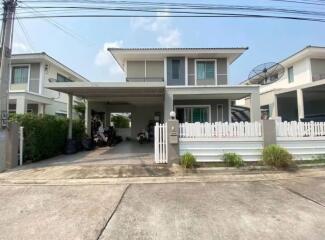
[0,0,17,171]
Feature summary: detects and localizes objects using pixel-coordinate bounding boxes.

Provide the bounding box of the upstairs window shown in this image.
[196,61,215,81]
[11,66,29,84]
[288,66,294,83]
[57,73,72,82]
[171,59,180,80]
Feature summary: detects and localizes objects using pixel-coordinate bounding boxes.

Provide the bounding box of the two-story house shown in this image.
[9,52,89,116]
[46,47,261,139]
[241,45,325,121]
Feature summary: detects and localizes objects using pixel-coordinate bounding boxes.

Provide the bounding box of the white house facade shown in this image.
[45,47,261,139]
[241,46,325,121]
[9,52,89,116]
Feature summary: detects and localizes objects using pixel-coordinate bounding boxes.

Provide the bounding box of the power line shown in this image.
[16,17,35,51]
[19,2,96,46]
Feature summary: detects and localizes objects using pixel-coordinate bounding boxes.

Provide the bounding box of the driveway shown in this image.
[21,140,154,167]
[0,174,325,240]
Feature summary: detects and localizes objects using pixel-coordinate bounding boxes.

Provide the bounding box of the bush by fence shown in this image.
[10,114,85,162]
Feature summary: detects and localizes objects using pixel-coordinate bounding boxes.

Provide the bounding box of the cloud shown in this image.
[12,42,31,54]
[94,40,124,81]
[131,12,181,47]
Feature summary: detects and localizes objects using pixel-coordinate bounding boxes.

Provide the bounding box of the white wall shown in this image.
[277,137,325,160]
[260,58,311,94]
[179,138,263,162]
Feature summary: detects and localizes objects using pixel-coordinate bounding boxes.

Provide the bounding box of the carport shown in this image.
[46,81,165,162]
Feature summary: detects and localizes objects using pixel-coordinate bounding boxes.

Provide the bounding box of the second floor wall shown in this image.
[260,57,325,93]
[125,57,228,86]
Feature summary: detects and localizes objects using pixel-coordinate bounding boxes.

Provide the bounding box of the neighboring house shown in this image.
[46,47,261,139]
[240,46,325,121]
[9,52,89,116]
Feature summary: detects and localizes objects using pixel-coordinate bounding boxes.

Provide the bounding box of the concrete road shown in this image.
[0,176,325,240]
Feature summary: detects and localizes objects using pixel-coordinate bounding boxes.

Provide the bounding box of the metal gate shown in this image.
[154,123,168,163]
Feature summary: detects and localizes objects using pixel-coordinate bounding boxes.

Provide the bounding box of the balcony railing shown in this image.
[126,77,164,82]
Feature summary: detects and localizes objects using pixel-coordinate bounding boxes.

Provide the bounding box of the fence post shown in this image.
[262,119,277,147]
[166,112,180,165]
[19,126,24,166]
[5,122,19,169]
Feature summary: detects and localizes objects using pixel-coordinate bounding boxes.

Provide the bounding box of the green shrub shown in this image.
[10,114,85,162]
[180,152,197,168]
[222,152,245,168]
[262,144,295,169]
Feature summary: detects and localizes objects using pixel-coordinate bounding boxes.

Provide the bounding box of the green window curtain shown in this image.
[196,61,215,81]
[57,73,72,82]
[205,62,215,80]
[12,66,29,84]
[192,107,208,123]
[196,62,205,80]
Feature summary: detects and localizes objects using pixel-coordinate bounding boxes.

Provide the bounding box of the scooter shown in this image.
[137,129,149,144]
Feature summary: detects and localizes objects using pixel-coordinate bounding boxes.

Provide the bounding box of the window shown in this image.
[175,106,209,123]
[196,61,215,81]
[57,73,72,82]
[11,66,29,84]
[171,60,180,80]
[288,66,294,83]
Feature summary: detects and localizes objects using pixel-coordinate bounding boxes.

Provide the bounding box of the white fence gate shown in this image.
[154,123,168,163]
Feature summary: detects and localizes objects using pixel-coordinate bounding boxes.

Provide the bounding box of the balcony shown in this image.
[126,77,164,82]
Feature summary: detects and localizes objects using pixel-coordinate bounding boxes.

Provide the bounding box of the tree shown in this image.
[74,101,85,119]
[111,114,130,128]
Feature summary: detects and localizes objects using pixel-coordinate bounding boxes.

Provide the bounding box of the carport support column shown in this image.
[67,94,73,139]
[297,89,305,121]
[250,92,261,121]
[164,91,173,123]
[85,100,91,136]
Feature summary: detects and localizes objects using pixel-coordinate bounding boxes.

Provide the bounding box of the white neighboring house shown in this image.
[9,52,89,116]
[240,45,325,121]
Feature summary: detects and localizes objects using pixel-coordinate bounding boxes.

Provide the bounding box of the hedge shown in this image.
[10,114,85,162]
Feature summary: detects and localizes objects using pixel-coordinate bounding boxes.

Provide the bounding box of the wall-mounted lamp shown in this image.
[44,64,49,74]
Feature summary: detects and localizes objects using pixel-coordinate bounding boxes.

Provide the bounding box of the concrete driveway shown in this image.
[0,174,325,240]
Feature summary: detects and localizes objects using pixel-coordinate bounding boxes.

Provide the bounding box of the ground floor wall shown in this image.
[173,99,230,122]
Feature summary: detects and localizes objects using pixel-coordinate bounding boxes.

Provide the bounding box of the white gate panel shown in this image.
[154,123,168,163]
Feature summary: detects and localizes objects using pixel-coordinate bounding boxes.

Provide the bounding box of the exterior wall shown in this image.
[310,58,325,81]
[260,58,311,94]
[166,57,185,85]
[44,100,68,116]
[9,57,85,116]
[126,60,164,82]
[173,99,229,122]
[126,61,145,79]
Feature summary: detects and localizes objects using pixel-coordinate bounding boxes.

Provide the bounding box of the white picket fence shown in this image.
[179,122,262,138]
[276,121,325,137]
[154,123,168,163]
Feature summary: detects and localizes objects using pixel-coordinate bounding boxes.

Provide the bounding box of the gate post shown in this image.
[166,111,180,164]
[262,119,277,147]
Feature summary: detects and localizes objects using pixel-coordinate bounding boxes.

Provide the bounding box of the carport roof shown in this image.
[46,82,165,104]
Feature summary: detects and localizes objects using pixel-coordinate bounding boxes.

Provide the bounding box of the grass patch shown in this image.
[222,152,245,168]
[180,152,197,169]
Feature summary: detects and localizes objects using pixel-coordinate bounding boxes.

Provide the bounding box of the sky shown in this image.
[12,0,325,84]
